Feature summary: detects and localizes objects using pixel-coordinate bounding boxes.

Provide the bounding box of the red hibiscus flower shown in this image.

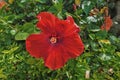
[26,12,84,70]
[101,16,112,31]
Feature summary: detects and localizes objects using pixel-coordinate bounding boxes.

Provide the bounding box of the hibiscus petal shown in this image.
[45,46,65,70]
[55,21,79,38]
[66,16,74,24]
[66,16,80,32]
[62,33,84,58]
[26,33,50,59]
[36,12,59,33]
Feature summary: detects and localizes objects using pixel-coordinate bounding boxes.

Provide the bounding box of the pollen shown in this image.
[50,37,57,44]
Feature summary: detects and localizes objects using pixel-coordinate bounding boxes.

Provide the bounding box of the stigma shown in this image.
[50,37,57,44]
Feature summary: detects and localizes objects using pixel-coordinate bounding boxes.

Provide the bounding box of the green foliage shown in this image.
[0,0,120,80]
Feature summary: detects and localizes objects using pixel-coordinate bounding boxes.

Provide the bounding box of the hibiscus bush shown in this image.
[0,0,120,80]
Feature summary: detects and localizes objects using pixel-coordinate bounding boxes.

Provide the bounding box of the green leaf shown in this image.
[48,1,63,14]
[89,33,95,40]
[0,69,7,79]
[21,23,35,33]
[82,1,94,15]
[10,30,16,35]
[38,0,48,3]
[96,30,108,39]
[116,52,120,57]
[87,24,100,32]
[2,47,19,54]
[90,41,98,51]
[26,58,36,64]
[0,74,7,79]
[15,32,29,40]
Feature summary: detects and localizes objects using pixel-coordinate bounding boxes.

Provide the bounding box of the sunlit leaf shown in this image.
[15,32,29,40]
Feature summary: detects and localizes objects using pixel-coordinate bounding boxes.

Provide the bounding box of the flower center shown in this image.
[50,37,57,44]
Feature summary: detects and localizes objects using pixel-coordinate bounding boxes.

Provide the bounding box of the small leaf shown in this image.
[82,1,94,15]
[87,24,100,32]
[89,33,95,40]
[26,58,36,64]
[2,47,19,54]
[116,52,120,57]
[15,32,29,40]
[96,30,107,39]
[10,30,16,35]
[22,23,35,33]
[0,74,7,79]
[0,69,7,79]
